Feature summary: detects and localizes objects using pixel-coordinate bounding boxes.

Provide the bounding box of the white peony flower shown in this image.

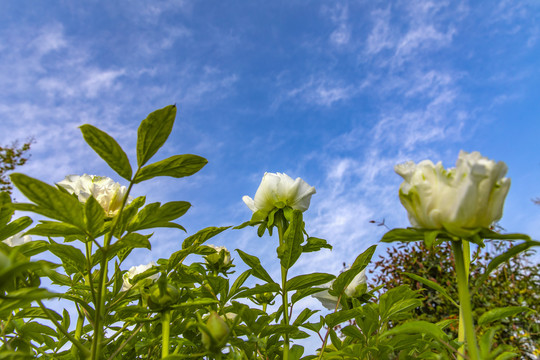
[122,262,159,291]
[395,151,511,236]
[57,174,131,216]
[3,233,32,247]
[312,269,367,310]
[242,172,316,218]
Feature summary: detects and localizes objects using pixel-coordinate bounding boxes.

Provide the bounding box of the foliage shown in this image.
[371,240,540,359]
[0,105,536,360]
[0,139,33,194]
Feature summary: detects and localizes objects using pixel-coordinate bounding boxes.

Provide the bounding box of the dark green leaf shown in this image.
[0,216,32,241]
[331,245,376,297]
[478,228,531,241]
[106,233,152,262]
[325,309,361,328]
[134,154,207,183]
[233,283,280,299]
[128,201,191,232]
[79,124,132,180]
[403,272,458,308]
[293,308,318,326]
[302,237,332,252]
[236,249,274,284]
[136,105,176,167]
[380,320,448,341]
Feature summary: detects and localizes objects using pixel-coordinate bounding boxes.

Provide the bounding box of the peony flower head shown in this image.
[242,172,316,218]
[122,262,159,291]
[57,174,131,217]
[205,244,232,266]
[312,269,367,310]
[3,233,32,247]
[395,151,510,237]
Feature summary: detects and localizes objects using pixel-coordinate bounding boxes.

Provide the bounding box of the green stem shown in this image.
[91,173,138,360]
[277,220,289,360]
[451,240,479,360]
[457,241,470,359]
[71,311,85,359]
[162,310,171,358]
[37,300,90,358]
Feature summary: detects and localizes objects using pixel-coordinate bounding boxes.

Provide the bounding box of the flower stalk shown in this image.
[277,219,290,360]
[161,310,171,358]
[452,240,479,360]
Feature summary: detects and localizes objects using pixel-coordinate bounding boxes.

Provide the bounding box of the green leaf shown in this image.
[182,226,229,248]
[331,245,376,297]
[277,210,304,269]
[380,228,427,243]
[290,345,304,360]
[293,308,319,326]
[134,154,208,183]
[79,124,132,181]
[0,192,14,226]
[106,233,152,262]
[128,201,191,232]
[403,272,458,308]
[478,306,531,326]
[302,237,332,252]
[478,228,531,241]
[229,270,252,298]
[48,241,87,275]
[10,174,84,229]
[286,273,335,292]
[325,309,361,328]
[474,240,540,291]
[136,105,176,167]
[0,216,32,241]
[26,221,86,238]
[380,320,448,341]
[85,195,106,237]
[236,249,274,284]
[233,283,280,299]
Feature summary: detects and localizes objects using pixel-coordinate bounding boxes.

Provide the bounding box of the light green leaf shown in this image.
[10,174,85,229]
[478,228,531,241]
[136,105,176,167]
[380,228,427,243]
[325,309,361,328]
[79,124,132,180]
[292,308,319,326]
[277,210,304,269]
[233,283,280,299]
[106,232,152,263]
[84,195,106,237]
[48,241,87,275]
[134,154,208,183]
[286,273,335,292]
[478,306,531,326]
[26,221,86,238]
[182,226,229,249]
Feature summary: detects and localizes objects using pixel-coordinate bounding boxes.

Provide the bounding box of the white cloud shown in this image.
[286,77,355,107]
[322,2,351,46]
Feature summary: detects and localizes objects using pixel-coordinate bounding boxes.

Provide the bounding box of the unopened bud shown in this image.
[201,312,230,352]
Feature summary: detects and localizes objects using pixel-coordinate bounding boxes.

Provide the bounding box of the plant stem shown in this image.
[451,240,479,360]
[457,241,470,359]
[91,174,138,360]
[277,219,289,360]
[162,310,171,358]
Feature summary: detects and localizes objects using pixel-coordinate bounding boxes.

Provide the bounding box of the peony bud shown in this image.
[3,233,31,247]
[122,262,159,291]
[312,269,367,310]
[201,312,230,352]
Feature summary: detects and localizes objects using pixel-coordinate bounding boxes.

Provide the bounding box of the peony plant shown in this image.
[1,106,537,360]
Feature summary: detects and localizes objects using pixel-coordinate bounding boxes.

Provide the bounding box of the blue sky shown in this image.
[1,0,540,316]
